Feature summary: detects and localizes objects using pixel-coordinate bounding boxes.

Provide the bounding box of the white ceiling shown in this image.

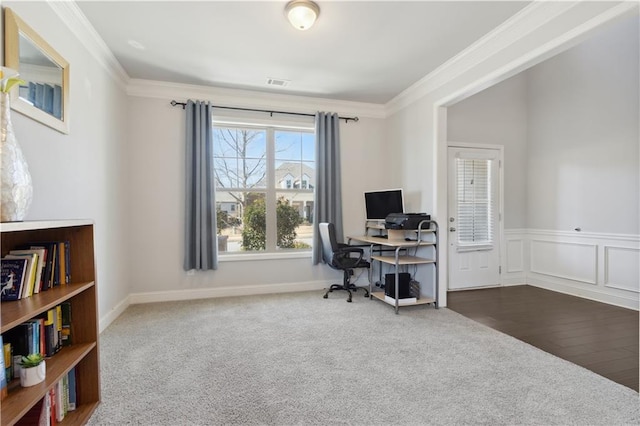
[76,1,530,104]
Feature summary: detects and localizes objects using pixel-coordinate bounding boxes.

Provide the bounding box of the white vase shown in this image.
[19,360,46,387]
[1,92,33,222]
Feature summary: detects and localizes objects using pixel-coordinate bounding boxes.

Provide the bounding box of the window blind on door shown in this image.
[456,158,493,247]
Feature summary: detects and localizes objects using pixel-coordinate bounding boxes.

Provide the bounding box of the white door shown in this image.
[447,147,501,290]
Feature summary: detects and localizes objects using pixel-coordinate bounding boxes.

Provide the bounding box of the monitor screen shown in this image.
[364,189,404,220]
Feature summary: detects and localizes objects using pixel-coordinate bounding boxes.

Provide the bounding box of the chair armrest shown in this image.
[333,246,364,265]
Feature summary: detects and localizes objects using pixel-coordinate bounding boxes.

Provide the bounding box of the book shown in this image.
[27,319,44,356]
[9,248,46,293]
[56,378,65,422]
[49,386,57,426]
[24,243,56,291]
[0,335,7,401]
[29,243,56,291]
[5,252,39,298]
[67,368,77,411]
[1,258,28,301]
[40,309,57,357]
[55,305,62,353]
[384,295,417,306]
[3,341,12,382]
[58,242,67,285]
[64,241,70,284]
[61,302,72,346]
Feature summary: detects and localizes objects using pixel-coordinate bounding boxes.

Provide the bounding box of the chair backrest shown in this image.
[318,223,339,266]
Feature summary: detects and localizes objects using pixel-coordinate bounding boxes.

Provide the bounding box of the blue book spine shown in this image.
[1,258,27,301]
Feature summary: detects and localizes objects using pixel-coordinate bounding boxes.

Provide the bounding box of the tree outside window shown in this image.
[213,125,315,253]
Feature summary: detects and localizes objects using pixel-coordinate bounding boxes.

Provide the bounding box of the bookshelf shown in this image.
[1,220,99,426]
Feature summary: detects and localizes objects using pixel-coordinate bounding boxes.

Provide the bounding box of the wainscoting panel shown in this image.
[604,246,640,293]
[500,229,639,310]
[506,238,524,273]
[530,239,597,284]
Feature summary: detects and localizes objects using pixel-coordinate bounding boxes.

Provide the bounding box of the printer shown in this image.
[385,213,431,230]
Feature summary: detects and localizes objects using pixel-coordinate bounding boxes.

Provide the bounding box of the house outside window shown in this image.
[213,123,315,254]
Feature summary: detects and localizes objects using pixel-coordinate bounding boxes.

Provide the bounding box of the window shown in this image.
[456,158,493,247]
[213,124,315,254]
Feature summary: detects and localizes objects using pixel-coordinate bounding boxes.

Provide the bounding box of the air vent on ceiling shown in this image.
[266,78,290,87]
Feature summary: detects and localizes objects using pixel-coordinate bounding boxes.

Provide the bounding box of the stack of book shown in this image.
[12,369,77,425]
[2,303,72,378]
[0,241,70,301]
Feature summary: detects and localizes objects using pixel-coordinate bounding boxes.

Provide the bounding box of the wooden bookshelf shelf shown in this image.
[1,220,100,426]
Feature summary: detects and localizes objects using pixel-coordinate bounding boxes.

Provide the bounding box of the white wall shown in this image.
[2,2,131,325]
[126,91,388,300]
[526,15,639,235]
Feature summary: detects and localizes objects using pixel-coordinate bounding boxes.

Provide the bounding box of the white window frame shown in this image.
[212,116,315,260]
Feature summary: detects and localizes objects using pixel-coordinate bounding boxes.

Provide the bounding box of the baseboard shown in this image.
[528,276,639,311]
[99,295,131,333]
[128,280,331,305]
[502,277,526,287]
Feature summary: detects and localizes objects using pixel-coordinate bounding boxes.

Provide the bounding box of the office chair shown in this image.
[319,222,370,302]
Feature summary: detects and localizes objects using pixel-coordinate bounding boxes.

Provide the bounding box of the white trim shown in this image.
[603,245,640,293]
[394,1,639,113]
[446,144,504,291]
[0,219,93,232]
[528,228,640,242]
[128,280,330,305]
[387,1,578,113]
[98,295,131,334]
[529,240,598,285]
[528,276,639,311]
[126,79,387,119]
[505,238,524,273]
[47,0,129,89]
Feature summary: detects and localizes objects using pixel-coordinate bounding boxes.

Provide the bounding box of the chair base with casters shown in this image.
[319,222,371,303]
[323,269,370,303]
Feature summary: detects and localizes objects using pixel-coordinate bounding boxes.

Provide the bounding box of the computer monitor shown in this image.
[364,189,404,221]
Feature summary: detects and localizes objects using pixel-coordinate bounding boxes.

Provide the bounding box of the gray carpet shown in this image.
[88,291,639,425]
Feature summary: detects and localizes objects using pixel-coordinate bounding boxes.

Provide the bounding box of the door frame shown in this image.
[446,142,505,291]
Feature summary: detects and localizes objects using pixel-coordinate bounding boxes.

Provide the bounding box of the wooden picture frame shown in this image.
[4,7,70,134]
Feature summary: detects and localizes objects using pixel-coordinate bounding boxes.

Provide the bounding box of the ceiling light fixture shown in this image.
[285,0,320,31]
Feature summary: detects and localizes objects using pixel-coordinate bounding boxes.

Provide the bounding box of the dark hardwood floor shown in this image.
[447,285,639,391]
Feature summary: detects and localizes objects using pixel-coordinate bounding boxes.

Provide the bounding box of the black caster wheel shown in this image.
[347,298,352,303]
[323,294,328,299]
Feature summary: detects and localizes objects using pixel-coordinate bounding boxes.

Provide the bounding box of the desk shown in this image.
[349,221,439,313]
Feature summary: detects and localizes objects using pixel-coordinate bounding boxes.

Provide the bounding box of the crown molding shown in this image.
[127,79,387,120]
[387,0,640,114]
[386,1,582,114]
[47,0,129,89]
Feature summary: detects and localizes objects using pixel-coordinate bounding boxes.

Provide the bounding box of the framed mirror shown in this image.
[4,8,70,134]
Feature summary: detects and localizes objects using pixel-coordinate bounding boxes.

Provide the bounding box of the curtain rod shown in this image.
[170,100,359,123]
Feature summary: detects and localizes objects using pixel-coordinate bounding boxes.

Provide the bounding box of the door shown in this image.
[447,146,501,290]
